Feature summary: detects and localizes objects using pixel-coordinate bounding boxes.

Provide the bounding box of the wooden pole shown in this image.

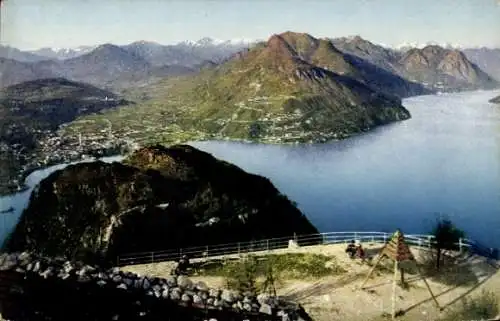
[360,253,385,289]
[415,264,440,309]
[392,261,399,320]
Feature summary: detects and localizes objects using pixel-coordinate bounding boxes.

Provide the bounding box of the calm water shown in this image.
[1,90,500,248]
[191,90,500,248]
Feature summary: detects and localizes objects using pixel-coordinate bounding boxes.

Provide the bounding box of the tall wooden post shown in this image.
[392,261,399,320]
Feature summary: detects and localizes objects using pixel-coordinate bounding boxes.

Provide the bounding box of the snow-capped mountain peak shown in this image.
[179,37,254,47]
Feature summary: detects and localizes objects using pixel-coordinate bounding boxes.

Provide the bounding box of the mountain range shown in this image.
[1,35,498,91]
[61,32,413,146]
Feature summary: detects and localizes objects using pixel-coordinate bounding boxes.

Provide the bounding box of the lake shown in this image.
[1,90,500,248]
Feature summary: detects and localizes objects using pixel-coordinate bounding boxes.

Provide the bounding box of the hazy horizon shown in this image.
[1,0,500,51]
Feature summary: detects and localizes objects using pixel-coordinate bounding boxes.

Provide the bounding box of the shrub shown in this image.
[440,290,499,321]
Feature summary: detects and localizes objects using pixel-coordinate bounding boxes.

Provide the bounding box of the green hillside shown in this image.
[61,32,411,147]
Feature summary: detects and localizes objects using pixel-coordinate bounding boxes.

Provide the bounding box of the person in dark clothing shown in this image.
[174,255,190,275]
[345,240,356,259]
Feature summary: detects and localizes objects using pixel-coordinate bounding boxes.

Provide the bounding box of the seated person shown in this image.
[174,255,190,275]
[355,241,366,260]
[345,240,356,258]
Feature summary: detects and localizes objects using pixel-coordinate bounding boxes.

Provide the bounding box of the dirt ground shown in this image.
[121,243,500,321]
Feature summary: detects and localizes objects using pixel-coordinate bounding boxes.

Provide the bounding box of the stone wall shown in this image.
[0,252,310,321]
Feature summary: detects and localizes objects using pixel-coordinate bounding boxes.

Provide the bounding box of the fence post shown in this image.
[206,245,209,258]
[151,252,154,263]
[266,239,269,252]
[294,232,298,243]
[383,233,387,244]
[371,235,375,243]
[427,236,432,249]
[354,232,358,241]
[458,238,463,253]
[238,242,240,255]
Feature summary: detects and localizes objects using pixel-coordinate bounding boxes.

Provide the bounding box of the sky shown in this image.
[1,0,500,50]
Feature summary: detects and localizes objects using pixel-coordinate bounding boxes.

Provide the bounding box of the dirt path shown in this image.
[122,243,500,321]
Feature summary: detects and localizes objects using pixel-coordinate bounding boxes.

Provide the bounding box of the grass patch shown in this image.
[440,290,499,321]
[197,253,346,279]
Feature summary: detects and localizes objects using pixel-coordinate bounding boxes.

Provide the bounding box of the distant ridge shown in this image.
[332,36,499,91]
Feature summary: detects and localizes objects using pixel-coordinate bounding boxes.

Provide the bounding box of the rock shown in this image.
[123,278,133,287]
[257,293,271,305]
[161,289,169,299]
[109,267,120,274]
[0,257,17,271]
[195,281,208,292]
[134,278,142,289]
[243,303,252,312]
[259,303,273,315]
[181,293,191,302]
[233,290,243,301]
[97,280,107,287]
[40,268,54,279]
[243,296,252,304]
[18,252,31,266]
[117,283,127,290]
[62,261,73,273]
[209,288,220,298]
[142,277,151,290]
[213,299,223,307]
[166,275,177,287]
[221,289,235,303]
[0,253,7,266]
[184,289,196,298]
[32,261,41,273]
[177,275,193,290]
[154,290,161,298]
[281,312,291,321]
[112,275,122,283]
[77,275,91,283]
[170,290,181,301]
[200,291,208,300]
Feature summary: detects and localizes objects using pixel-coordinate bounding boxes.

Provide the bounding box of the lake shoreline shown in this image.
[1,89,500,249]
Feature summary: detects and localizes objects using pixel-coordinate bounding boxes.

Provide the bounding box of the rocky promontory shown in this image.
[4,144,318,263]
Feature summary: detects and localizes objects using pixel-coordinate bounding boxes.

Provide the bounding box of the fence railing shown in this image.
[116,231,490,267]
